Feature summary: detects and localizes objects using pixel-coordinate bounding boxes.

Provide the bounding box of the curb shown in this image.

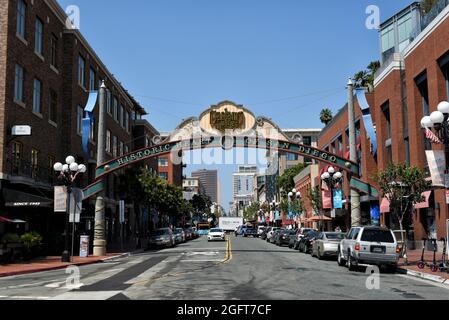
[397,267,449,286]
[0,252,135,278]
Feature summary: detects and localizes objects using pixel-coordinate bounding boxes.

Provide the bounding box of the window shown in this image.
[78,55,85,87]
[14,64,24,102]
[31,148,39,179]
[442,62,449,100]
[48,155,55,183]
[12,142,23,174]
[159,172,168,181]
[49,89,57,123]
[89,67,96,91]
[338,136,343,152]
[34,18,43,55]
[119,141,124,156]
[32,78,42,114]
[158,157,169,167]
[50,34,58,68]
[286,153,298,161]
[16,0,26,39]
[125,145,129,154]
[125,112,130,132]
[113,97,118,121]
[77,105,83,135]
[397,13,412,51]
[416,74,432,151]
[382,102,391,140]
[112,136,118,157]
[381,24,395,56]
[120,105,124,127]
[106,90,112,114]
[302,136,312,163]
[106,130,111,153]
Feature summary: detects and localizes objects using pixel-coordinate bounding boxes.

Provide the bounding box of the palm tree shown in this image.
[353,60,380,92]
[320,108,333,126]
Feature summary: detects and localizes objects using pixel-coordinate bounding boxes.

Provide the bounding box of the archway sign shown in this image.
[83,101,359,199]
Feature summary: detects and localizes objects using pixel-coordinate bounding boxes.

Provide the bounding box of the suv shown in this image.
[337,226,400,271]
[243,228,258,238]
[235,225,247,237]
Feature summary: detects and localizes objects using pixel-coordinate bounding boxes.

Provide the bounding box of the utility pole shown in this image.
[347,78,361,226]
[93,81,107,256]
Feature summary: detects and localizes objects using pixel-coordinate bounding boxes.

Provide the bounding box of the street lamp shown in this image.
[288,188,302,229]
[421,101,449,159]
[320,167,343,231]
[54,156,87,263]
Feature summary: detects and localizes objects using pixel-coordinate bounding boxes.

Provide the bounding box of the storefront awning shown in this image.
[380,198,390,213]
[0,216,26,223]
[3,188,53,208]
[414,191,432,209]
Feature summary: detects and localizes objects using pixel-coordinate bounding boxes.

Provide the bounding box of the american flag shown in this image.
[424,128,442,144]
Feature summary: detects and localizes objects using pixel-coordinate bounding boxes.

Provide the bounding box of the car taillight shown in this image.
[355,243,361,251]
[396,246,401,254]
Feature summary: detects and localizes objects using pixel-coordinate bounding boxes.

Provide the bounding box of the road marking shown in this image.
[0,295,50,300]
[181,259,223,262]
[50,291,122,300]
[186,252,219,256]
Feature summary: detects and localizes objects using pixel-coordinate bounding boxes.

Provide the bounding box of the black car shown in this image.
[298,230,320,254]
[243,228,258,237]
[275,230,296,247]
[269,229,284,244]
[260,227,271,240]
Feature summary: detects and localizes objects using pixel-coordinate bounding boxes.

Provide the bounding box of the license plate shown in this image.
[371,246,385,253]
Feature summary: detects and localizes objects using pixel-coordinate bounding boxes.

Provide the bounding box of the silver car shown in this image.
[311,232,345,260]
[337,226,400,271]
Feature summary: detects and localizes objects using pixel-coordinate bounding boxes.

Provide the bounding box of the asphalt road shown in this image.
[0,235,448,300]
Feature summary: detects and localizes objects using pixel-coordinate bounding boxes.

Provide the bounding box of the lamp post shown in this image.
[270,200,278,227]
[288,189,302,227]
[54,156,87,263]
[321,166,343,231]
[421,101,449,164]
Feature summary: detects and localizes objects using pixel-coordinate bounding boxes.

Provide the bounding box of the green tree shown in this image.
[190,194,212,218]
[320,108,333,126]
[421,0,437,14]
[277,163,307,198]
[307,185,322,216]
[243,202,260,222]
[354,60,380,91]
[373,163,431,233]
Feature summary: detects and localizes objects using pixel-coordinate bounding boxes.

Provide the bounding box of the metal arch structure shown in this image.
[82,101,360,199]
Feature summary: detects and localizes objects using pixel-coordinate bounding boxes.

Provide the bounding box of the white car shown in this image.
[266,227,281,242]
[208,228,226,242]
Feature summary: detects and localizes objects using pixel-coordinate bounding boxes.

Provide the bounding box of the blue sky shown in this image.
[57,0,413,211]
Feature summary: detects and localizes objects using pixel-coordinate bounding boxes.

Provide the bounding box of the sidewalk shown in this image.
[398,249,449,283]
[0,253,130,278]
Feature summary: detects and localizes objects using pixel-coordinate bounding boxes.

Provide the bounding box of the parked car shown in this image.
[192,227,199,239]
[208,228,226,242]
[243,228,258,238]
[311,232,345,259]
[292,228,316,250]
[173,228,186,244]
[235,225,247,237]
[298,230,320,253]
[276,230,296,247]
[269,228,283,244]
[260,227,271,240]
[257,226,266,236]
[266,227,281,242]
[148,228,175,248]
[337,226,400,271]
[184,228,193,241]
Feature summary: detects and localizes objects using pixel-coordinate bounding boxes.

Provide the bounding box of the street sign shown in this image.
[119,200,125,223]
[69,188,83,223]
[54,186,67,212]
[11,125,31,136]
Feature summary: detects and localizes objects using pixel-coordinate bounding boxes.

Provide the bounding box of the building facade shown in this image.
[191,169,218,204]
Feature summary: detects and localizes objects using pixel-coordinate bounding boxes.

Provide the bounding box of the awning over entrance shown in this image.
[414,191,432,209]
[307,215,332,222]
[380,198,390,213]
[0,216,26,223]
[3,188,53,208]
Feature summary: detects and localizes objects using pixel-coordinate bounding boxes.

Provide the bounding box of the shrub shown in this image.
[20,232,43,250]
[1,233,20,244]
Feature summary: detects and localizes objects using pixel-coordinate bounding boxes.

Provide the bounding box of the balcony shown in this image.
[8,159,54,188]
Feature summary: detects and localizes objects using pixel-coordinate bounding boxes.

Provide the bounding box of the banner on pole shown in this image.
[54,186,67,212]
[69,188,83,223]
[426,150,446,187]
[322,190,332,209]
[332,189,343,209]
[119,200,125,223]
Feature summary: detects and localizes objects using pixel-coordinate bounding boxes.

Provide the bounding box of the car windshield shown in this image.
[361,229,394,243]
[151,229,169,236]
[210,229,223,233]
[307,231,319,238]
[175,229,183,234]
[325,233,345,240]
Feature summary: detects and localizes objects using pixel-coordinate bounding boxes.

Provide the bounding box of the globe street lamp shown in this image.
[320,167,343,209]
[54,156,86,263]
[288,188,302,226]
[421,101,449,163]
[270,200,278,227]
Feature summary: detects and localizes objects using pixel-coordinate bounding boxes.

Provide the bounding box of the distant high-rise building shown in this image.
[191,169,218,204]
[233,166,258,217]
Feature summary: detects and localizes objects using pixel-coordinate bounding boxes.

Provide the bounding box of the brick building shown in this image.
[0,0,155,254]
